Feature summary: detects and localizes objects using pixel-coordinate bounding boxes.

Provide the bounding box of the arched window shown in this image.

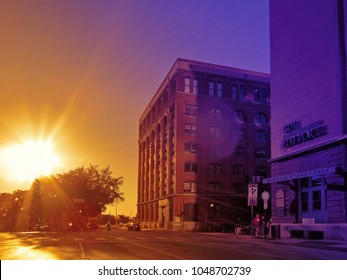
[253,113,268,125]
[234,111,247,123]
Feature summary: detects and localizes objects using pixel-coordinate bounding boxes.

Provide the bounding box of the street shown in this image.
[0,228,346,260]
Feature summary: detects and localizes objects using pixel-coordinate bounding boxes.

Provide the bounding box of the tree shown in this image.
[27,164,124,229]
[0,190,29,231]
[56,164,124,216]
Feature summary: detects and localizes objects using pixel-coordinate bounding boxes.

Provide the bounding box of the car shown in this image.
[87,222,99,230]
[127,222,141,231]
[31,224,48,231]
[214,222,236,233]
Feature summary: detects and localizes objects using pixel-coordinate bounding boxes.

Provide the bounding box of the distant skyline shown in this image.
[0,0,270,216]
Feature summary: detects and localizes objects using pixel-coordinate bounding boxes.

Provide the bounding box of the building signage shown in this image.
[262,167,336,184]
[282,120,328,148]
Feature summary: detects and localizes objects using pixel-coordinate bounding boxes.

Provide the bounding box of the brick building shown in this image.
[137,58,270,230]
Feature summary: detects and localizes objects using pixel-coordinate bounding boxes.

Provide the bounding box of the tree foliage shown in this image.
[55,164,124,215]
[0,164,124,231]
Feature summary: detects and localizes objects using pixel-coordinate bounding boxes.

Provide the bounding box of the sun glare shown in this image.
[1,140,60,183]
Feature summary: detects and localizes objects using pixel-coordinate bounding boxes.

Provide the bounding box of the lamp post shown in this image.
[115,201,118,227]
[210,203,214,231]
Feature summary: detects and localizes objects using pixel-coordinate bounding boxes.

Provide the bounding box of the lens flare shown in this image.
[1,140,60,182]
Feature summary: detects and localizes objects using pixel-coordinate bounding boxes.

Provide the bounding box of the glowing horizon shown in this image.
[1,139,60,183]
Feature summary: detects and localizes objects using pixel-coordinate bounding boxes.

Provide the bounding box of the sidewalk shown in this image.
[271,237,347,252]
[217,232,347,253]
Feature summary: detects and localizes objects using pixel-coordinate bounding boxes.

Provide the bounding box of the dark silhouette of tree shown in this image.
[0,190,28,231]
[26,164,124,230]
[57,165,124,214]
[0,164,124,231]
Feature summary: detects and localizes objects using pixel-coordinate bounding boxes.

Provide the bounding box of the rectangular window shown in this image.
[210,204,222,218]
[185,142,198,153]
[184,182,197,193]
[233,165,245,175]
[171,80,176,95]
[184,124,198,135]
[233,183,246,195]
[235,146,246,157]
[217,82,223,97]
[208,182,222,193]
[255,166,267,177]
[184,77,191,93]
[193,78,199,94]
[255,131,267,143]
[300,177,309,189]
[185,104,198,116]
[301,192,309,211]
[260,88,267,103]
[209,145,223,157]
[239,85,246,101]
[209,81,215,96]
[255,148,267,158]
[312,190,322,210]
[209,127,222,137]
[312,176,324,187]
[209,164,223,175]
[184,162,198,173]
[231,84,238,99]
[254,87,260,102]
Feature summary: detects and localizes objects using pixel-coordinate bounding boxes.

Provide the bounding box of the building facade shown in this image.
[268,0,347,240]
[137,58,270,230]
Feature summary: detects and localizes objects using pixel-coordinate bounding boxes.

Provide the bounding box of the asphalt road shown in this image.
[1,228,346,260]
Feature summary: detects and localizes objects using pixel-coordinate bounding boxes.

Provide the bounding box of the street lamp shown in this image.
[210,203,214,231]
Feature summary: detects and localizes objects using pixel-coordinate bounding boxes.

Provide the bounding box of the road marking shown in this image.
[79,242,86,259]
[95,238,106,241]
[115,237,127,241]
[50,238,61,242]
[127,241,186,260]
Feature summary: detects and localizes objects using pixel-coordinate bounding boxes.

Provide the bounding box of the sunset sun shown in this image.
[1,140,60,183]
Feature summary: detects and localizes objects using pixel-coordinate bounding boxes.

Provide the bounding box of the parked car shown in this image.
[215,222,236,233]
[127,222,141,231]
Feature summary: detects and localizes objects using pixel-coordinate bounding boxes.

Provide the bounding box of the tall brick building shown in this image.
[137,58,270,230]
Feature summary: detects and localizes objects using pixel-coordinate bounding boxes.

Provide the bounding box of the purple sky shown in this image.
[0,0,269,216]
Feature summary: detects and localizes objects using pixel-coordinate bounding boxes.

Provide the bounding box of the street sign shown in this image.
[248,196,257,206]
[261,191,270,209]
[248,184,258,197]
[248,184,258,206]
[261,191,270,200]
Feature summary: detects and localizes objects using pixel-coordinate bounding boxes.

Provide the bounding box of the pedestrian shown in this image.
[106,222,111,231]
[266,217,272,238]
[253,214,260,238]
[235,217,241,238]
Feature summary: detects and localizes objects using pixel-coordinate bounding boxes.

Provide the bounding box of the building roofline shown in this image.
[139,58,270,121]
